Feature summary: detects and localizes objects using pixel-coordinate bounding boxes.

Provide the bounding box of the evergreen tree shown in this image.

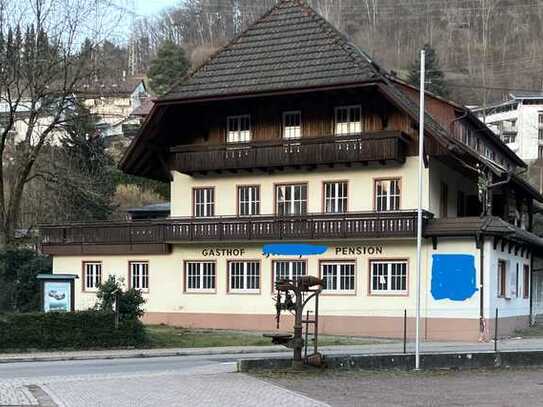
[50,102,117,222]
[148,40,190,96]
[407,44,449,98]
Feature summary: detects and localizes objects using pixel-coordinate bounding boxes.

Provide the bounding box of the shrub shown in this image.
[0,311,145,351]
[95,275,145,321]
[0,248,52,312]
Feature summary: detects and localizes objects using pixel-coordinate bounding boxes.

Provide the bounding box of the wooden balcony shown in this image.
[171,131,408,174]
[40,210,430,256]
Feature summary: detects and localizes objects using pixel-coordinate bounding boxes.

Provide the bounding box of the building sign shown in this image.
[43,281,71,312]
[335,246,383,255]
[202,248,246,257]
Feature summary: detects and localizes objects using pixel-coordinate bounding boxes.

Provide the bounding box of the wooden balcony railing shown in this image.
[171,131,408,174]
[40,211,431,255]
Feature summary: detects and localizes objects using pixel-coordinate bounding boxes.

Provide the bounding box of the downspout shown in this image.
[479,235,486,339]
[530,253,535,325]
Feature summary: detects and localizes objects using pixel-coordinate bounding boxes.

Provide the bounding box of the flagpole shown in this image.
[415,49,425,371]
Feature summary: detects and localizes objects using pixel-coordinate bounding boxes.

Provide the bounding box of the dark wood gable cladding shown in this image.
[165,86,415,174]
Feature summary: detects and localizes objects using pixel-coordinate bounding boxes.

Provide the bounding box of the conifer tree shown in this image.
[148,40,190,96]
[407,44,450,98]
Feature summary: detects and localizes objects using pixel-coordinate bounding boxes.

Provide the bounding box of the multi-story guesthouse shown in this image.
[41,0,543,341]
[472,92,543,162]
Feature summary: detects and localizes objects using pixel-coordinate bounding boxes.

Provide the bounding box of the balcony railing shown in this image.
[40,210,431,254]
[171,131,408,174]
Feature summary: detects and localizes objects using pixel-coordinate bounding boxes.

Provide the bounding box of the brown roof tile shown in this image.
[162,0,379,101]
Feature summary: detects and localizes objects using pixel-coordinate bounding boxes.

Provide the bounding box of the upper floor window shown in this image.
[539,146,543,159]
[375,179,400,212]
[440,182,449,217]
[324,181,348,213]
[227,115,251,143]
[83,262,102,291]
[130,261,149,292]
[283,111,301,139]
[185,261,216,293]
[238,185,260,216]
[193,187,215,217]
[276,184,307,216]
[335,105,361,136]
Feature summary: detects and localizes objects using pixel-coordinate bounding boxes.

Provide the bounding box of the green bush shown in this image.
[0,248,52,312]
[0,311,145,351]
[95,275,145,321]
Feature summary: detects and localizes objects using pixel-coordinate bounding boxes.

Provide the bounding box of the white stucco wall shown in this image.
[171,157,430,218]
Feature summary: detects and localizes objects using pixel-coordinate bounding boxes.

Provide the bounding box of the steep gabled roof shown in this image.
[161,0,380,101]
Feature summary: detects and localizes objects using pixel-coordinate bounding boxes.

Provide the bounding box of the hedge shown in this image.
[0,311,146,351]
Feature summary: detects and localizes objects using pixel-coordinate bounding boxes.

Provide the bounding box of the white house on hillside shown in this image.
[473,92,543,162]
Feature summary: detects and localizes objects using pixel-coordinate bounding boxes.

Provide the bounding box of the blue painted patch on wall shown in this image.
[262,243,328,257]
[431,254,478,301]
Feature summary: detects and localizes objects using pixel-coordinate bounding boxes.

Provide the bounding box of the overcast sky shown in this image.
[136,0,180,16]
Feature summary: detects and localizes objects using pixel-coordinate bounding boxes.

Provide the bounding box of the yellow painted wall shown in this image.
[171,157,430,217]
[53,238,482,320]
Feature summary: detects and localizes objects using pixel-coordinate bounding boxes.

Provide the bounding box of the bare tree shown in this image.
[0,0,122,247]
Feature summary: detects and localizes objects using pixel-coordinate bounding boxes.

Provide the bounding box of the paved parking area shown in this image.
[261,367,543,407]
[0,362,327,407]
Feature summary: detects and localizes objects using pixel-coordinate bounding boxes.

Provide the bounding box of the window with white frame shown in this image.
[283,111,301,139]
[335,105,361,136]
[497,260,507,298]
[321,262,355,293]
[524,264,530,298]
[375,179,400,212]
[84,262,102,291]
[185,261,216,292]
[238,185,260,216]
[273,261,306,285]
[130,262,149,292]
[324,181,348,213]
[276,184,307,216]
[370,260,407,294]
[227,115,251,143]
[228,261,260,293]
[193,188,214,217]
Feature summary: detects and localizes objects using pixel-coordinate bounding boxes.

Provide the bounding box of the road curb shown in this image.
[0,347,290,364]
[238,350,543,372]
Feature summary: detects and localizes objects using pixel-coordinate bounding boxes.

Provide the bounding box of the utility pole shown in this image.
[415,49,426,371]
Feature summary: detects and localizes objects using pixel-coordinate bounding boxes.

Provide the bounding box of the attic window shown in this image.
[335,105,361,136]
[227,115,251,143]
[283,111,301,139]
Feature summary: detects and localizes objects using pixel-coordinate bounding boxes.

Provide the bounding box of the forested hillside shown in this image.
[129,0,543,106]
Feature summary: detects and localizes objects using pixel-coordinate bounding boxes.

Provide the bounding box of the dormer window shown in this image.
[335,105,361,136]
[283,111,302,139]
[227,115,251,143]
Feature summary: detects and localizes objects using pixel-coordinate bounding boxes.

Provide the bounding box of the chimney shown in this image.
[122,70,127,81]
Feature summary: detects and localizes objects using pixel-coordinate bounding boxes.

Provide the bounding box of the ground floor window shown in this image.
[370,260,407,295]
[83,262,102,291]
[228,261,260,293]
[524,264,530,299]
[498,260,507,298]
[321,261,355,294]
[273,260,306,286]
[185,261,216,292]
[130,261,149,292]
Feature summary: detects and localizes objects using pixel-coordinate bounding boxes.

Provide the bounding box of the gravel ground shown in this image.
[258,367,543,407]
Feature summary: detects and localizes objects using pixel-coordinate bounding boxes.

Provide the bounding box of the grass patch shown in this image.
[144,325,385,349]
[514,324,543,337]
